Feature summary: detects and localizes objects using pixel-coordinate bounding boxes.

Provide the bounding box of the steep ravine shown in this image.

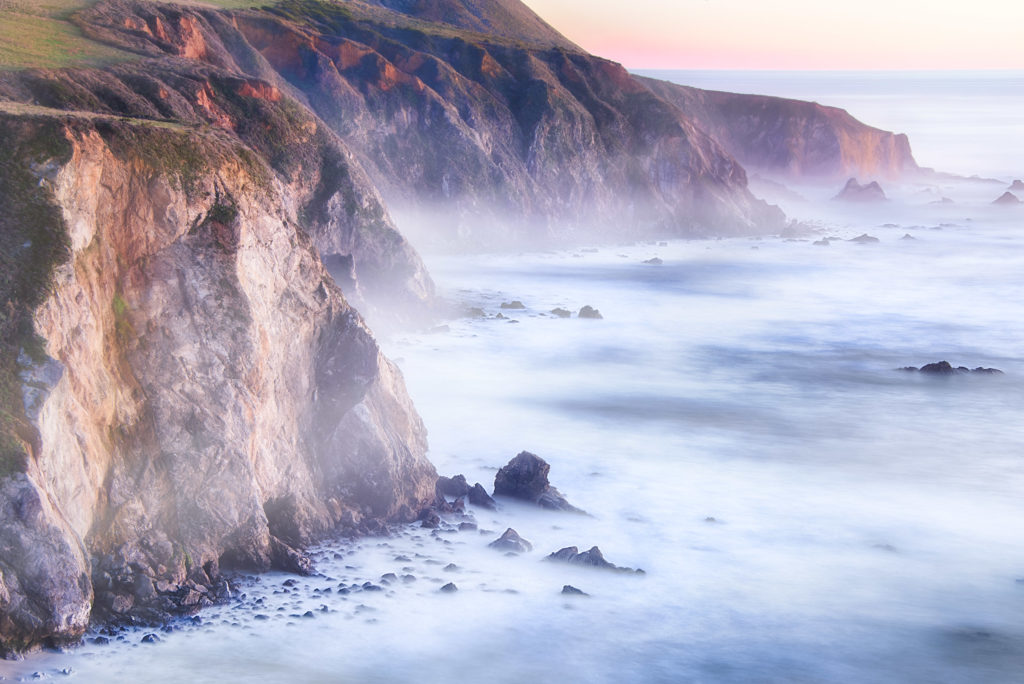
[0,113,435,653]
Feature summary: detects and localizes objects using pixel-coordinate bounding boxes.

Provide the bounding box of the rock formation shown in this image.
[493,451,582,512]
[833,178,887,202]
[0,112,435,653]
[640,78,920,182]
[993,191,1021,205]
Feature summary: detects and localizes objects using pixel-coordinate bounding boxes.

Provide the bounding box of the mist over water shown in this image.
[4,74,1024,683]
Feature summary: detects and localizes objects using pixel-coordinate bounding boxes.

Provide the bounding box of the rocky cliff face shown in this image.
[63,0,785,246]
[0,112,435,653]
[640,78,920,182]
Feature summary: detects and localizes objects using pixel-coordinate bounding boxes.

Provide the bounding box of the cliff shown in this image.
[0,110,435,653]
[640,77,920,182]
[56,0,785,245]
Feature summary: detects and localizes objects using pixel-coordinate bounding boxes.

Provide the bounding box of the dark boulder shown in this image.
[488,528,533,553]
[812,239,830,246]
[578,306,603,319]
[643,257,663,265]
[550,308,572,318]
[500,301,526,309]
[440,582,458,593]
[493,452,583,513]
[269,537,314,576]
[561,585,589,596]
[545,546,644,574]
[833,178,887,202]
[901,233,916,240]
[849,233,880,244]
[468,483,497,510]
[900,361,1003,375]
[465,307,486,318]
[436,475,471,499]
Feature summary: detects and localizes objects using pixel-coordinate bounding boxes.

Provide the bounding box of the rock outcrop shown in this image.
[833,178,887,202]
[546,545,643,573]
[493,451,582,512]
[640,77,920,182]
[900,361,1003,375]
[992,191,1021,206]
[0,112,436,653]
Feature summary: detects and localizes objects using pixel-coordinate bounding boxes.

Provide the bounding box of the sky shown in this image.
[521,0,1024,70]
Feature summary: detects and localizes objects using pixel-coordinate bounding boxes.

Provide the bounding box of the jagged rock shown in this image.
[550,308,572,318]
[493,452,583,512]
[849,233,880,244]
[578,306,604,320]
[269,537,314,576]
[901,234,916,240]
[833,178,887,202]
[545,546,644,574]
[439,582,458,593]
[468,483,498,511]
[500,301,526,310]
[1010,180,1024,192]
[900,361,1003,375]
[993,192,1021,205]
[488,528,533,553]
[436,475,471,499]
[561,585,589,596]
[643,257,663,265]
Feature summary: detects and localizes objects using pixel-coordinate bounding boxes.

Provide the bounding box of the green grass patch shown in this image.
[0,116,74,477]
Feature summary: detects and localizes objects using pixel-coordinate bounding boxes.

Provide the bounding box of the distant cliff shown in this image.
[640,77,920,181]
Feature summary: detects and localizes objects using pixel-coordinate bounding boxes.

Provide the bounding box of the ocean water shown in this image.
[3,73,1024,683]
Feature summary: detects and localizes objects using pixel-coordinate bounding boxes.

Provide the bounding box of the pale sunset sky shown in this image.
[522,0,1024,70]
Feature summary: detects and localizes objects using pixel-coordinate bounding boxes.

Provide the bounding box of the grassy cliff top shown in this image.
[0,0,273,70]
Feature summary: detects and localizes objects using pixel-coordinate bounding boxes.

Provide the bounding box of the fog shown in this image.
[4,73,1023,683]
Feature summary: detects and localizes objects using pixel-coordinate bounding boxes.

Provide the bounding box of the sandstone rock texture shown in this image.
[0,114,434,653]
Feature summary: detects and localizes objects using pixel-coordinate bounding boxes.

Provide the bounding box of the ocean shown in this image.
[3,71,1023,683]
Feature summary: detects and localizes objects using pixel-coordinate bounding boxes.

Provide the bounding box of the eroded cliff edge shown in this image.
[0,113,435,653]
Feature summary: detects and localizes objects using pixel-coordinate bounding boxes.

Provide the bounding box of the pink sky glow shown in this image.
[522,0,1024,70]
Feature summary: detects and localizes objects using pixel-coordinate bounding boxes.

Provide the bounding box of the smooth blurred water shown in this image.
[3,74,1024,683]
[636,69,1024,179]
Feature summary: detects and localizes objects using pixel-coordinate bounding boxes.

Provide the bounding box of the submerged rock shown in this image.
[642,257,663,265]
[550,308,572,318]
[901,233,916,240]
[488,528,533,553]
[849,233,880,244]
[493,452,583,513]
[500,301,527,310]
[546,546,643,574]
[812,239,830,246]
[833,178,887,202]
[578,306,604,320]
[562,585,589,596]
[900,361,1003,375]
[439,582,458,593]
